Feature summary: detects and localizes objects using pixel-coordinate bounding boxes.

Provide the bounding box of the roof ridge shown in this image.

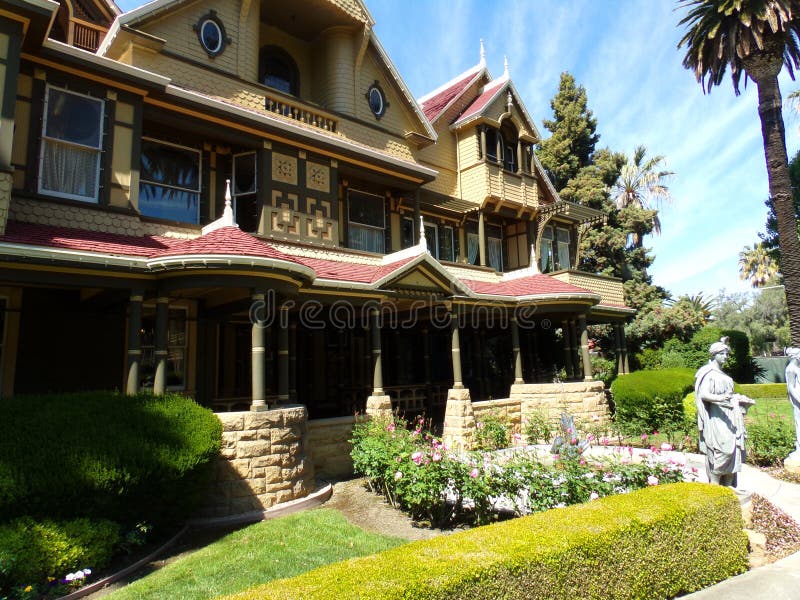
[418,62,486,103]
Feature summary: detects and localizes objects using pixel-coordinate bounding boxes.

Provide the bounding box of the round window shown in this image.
[367,83,387,119]
[194,11,229,58]
[200,19,222,55]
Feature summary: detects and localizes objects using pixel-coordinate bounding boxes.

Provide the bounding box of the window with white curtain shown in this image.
[348,189,385,253]
[467,232,479,265]
[39,85,104,202]
[556,227,571,270]
[539,225,555,272]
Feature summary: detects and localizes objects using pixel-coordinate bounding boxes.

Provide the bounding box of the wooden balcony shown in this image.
[459,160,538,210]
[551,270,625,306]
[71,19,108,52]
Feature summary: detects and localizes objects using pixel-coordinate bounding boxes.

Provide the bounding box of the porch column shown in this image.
[413,189,421,245]
[479,125,487,159]
[516,140,523,174]
[153,296,169,395]
[478,212,487,267]
[126,290,144,395]
[561,320,573,380]
[578,314,593,381]
[569,319,579,381]
[251,290,268,412]
[621,324,630,374]
[289,322,297,402]
[511,317,524,384]
[450,309,464,389]
[615,323,625,375]
[366,308,392,417]
[444,306,474,451]
[277,304,290,404]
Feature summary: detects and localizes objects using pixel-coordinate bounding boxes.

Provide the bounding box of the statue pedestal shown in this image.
[784,450,800,475]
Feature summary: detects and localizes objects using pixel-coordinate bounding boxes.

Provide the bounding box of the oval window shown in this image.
[367,83,387,119]
[200,19,222,54]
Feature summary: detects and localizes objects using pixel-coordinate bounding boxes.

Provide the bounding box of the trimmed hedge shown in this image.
[0,392,222,527]
[610,368,695,435]
[0,517,119,590]
[227,483,747,600]
[662,327,756,383]
[734,383,787,399]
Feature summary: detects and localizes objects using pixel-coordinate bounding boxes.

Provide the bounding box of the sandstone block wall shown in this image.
[472,397,522,434]
[205,405,315,518]
[308,416,360,479]
[511,381,610,430]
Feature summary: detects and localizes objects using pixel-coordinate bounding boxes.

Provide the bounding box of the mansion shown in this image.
[0,0,633,509]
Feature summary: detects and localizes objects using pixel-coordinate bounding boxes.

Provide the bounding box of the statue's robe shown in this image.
[695,364,746,475]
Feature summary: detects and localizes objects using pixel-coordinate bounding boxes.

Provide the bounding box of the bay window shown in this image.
[539,224,572,272]
[39,85,104,202]
[139,139,201,224]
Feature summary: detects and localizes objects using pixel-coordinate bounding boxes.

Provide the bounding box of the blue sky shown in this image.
[117,0,800,300]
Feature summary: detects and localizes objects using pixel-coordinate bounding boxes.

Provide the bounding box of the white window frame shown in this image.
[556,226,571,270]
[139,137,202,224]
[348,189,385,253]
[38,84,104,203]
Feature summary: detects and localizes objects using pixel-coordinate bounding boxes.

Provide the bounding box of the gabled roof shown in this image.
[451,76,540,142]
[418,63,487,123]
[461,274,598,299]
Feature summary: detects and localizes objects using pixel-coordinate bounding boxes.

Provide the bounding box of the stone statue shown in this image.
[695,337,755,487]
[784,348,800,468]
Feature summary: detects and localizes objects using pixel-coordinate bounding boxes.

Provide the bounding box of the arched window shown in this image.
[259,46,299,96]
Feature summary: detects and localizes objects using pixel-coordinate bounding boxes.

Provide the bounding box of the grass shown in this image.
[746,397,794,422]
[107,508,406,600]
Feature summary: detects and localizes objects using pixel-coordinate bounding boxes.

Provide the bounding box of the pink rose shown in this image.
[647,475,659,486]
[590,492,599,500]
[411,451,423,465]
[470,467,479,478]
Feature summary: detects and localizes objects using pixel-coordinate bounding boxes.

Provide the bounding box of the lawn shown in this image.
[107,508,406,600]
[746,396,793,422]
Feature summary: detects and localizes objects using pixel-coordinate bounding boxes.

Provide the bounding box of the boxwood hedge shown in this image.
[0,392,222,527]
[610,368,695,435]
[227,483,747,600]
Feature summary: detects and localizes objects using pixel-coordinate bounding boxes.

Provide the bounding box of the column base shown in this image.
[443,388,474,451]
[365,395,392,418]
[250,402,268,412]
[785,451,800,474]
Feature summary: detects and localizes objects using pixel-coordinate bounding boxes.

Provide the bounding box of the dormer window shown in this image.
[260,46,299,96]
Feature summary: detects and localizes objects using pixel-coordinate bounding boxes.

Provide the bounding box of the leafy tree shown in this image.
[738,243,780,286]
[713,287,790,354]
[758,147,800,265]
[610,146,674,246]
[537,72,599,190]
[678,0,800,344]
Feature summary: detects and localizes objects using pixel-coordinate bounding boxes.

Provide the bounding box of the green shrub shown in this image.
[228,483,748,600]
[634,348,663,371]
[0,517,119,594]
[610,368,695,436]
[0,392,222,527]
[473,414,509,451]
[734,383,787,399]
[664,327,756,383]
[522,410,553,444]
[747,416,796,466]
[590,355,617,387]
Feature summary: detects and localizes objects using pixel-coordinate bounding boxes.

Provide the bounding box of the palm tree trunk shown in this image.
[754,75,800,344]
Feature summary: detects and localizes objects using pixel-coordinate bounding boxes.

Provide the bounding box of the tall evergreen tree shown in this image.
[537,72,600,190]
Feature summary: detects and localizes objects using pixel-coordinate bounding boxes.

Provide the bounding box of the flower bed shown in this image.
[350,416,696,527]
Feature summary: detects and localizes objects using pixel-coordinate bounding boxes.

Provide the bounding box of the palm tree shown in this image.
[739,242,781,286]
[610,145,673,246]
[677,0,800,344]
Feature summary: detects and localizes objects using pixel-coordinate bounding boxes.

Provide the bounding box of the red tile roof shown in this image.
[420,70,481,122]
[461,274,596,297]
[149,226,301,264]
[0,220,177,256]
[453,78,506,125]
[299,254,416,284]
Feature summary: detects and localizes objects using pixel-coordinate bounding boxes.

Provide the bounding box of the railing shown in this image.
[384,384,448,415]
[264,95,337,133]
[71,19,107,52]
[210,395,279,412]
[459,160,537,208]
